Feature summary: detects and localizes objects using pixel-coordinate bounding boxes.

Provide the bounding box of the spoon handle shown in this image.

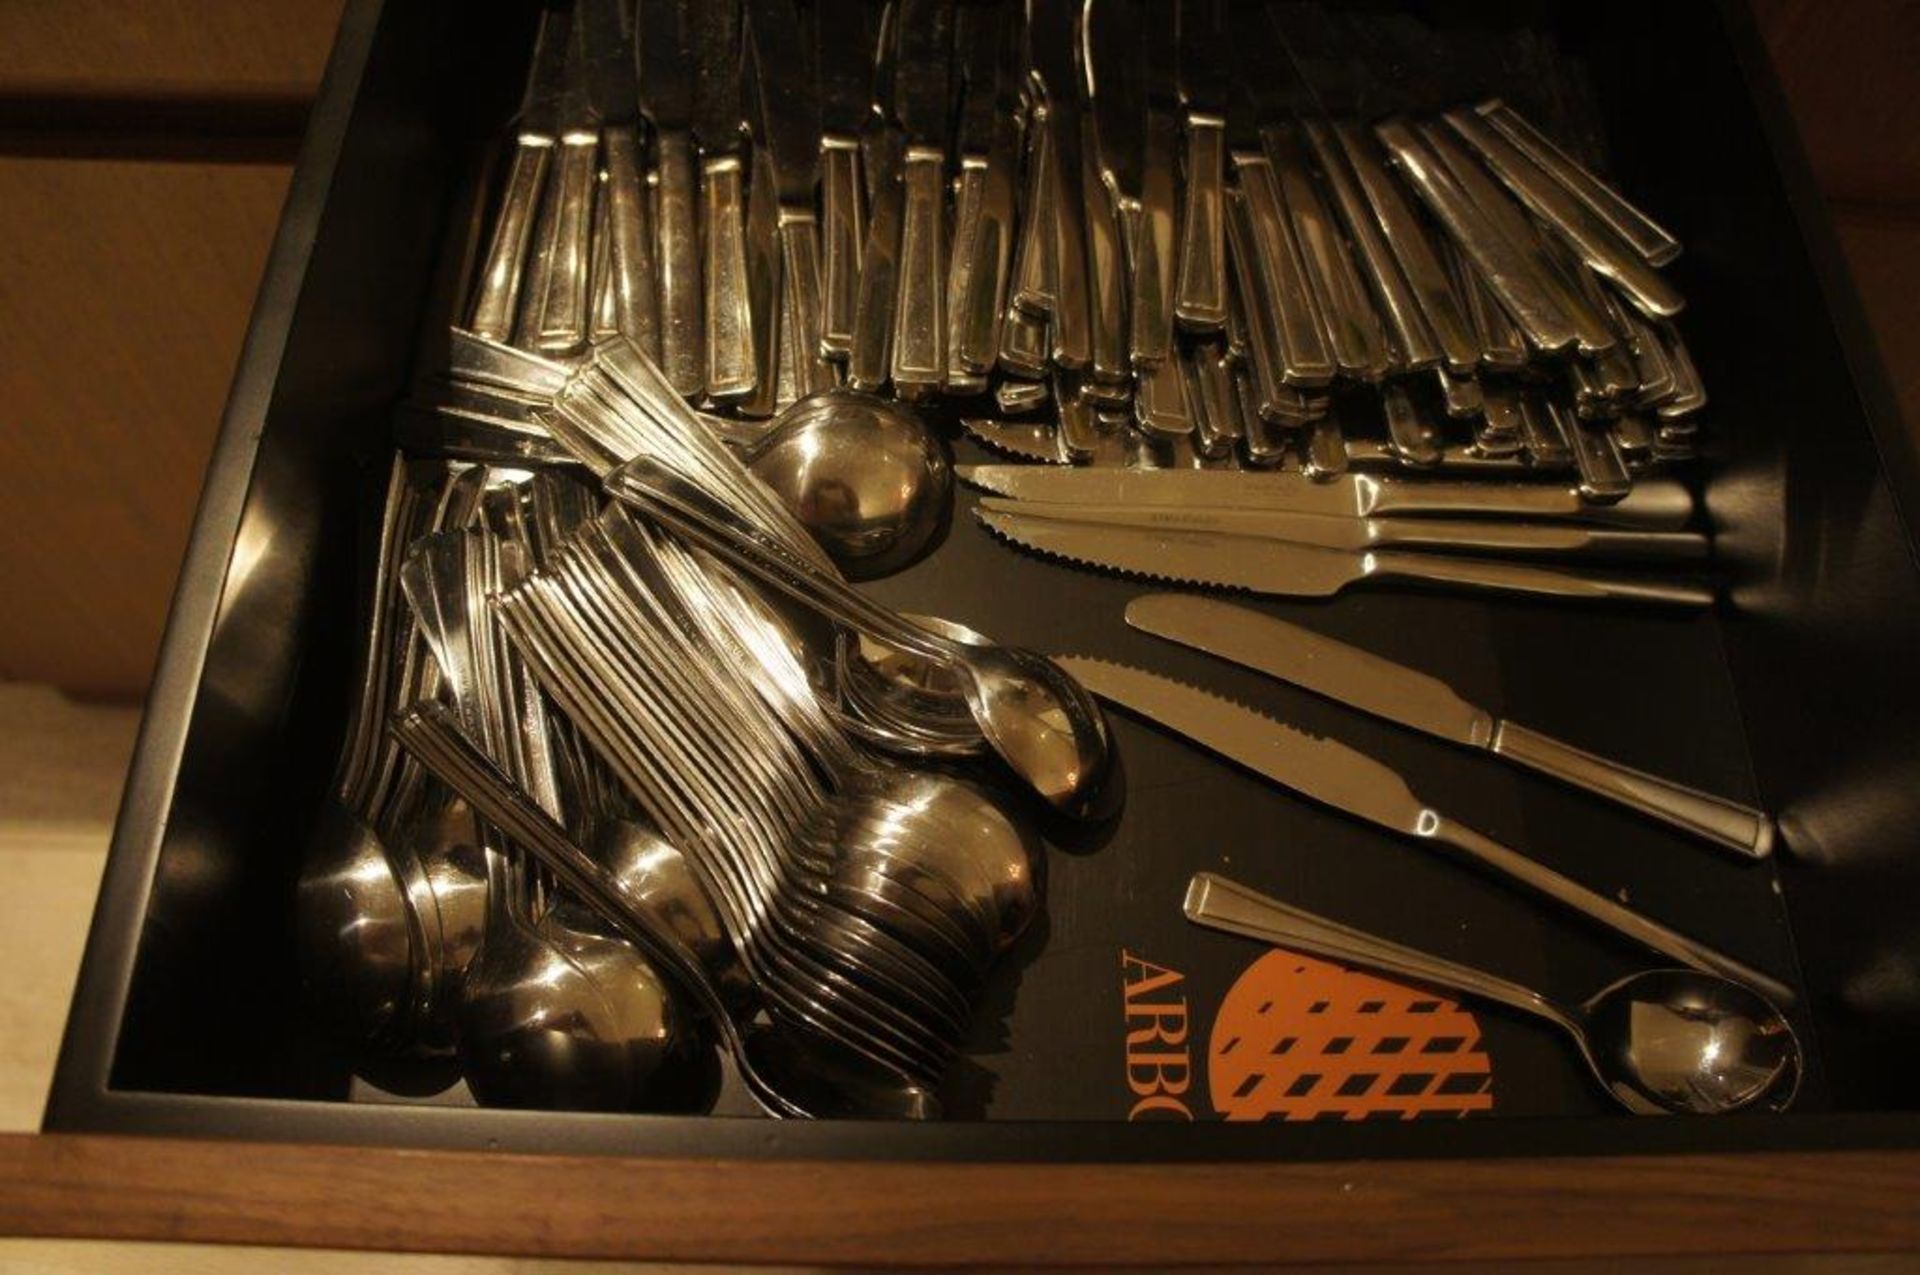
[391,701,808,1118]
[606,453,956,664]
[1183,872,1569,1031]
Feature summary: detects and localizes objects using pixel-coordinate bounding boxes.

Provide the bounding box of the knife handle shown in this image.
[1132,108,1180,368]
[528,133,600,354]
[1368,550,1713,607]
[1053,377,1101,462]
[1561,401,1634,503]
[1374,518,1709,561]
[1265,123,1389,383]
[1375,117,1579,357]
[1012,108,1057,317]
[1477,99,1681,267]
[892,145,949,393]
[602,126,661,360]
[1427,817,1790,1004]
[999,306,1049,378]
[1234,152,1334,388]
[779,215,831,398]
[1136,353,1191,438]
[849,133,905,393]
[1445,109,1684,321]
[590,167,617,341]
[1222,179,1289,425]
[469,138,554,342]
[1188,341,1241,457]
[1382,381,1443,468]
[1369,477,1694,529]
[701,155,756,402]
[1174,113,1227,334]
[1490,722,1772,859]
[1304,120,1440,375]
[740,148,783,417]
[1046,114,1093,373]
[1081,119,1130,392]
[820,135,864,363]
[948,158,990,383]
[654,129,704,398]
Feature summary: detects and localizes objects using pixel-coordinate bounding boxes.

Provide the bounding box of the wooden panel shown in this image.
[1,1135,1918,1266]
[0,157,290,698]
[1753,0,1920,208]
[0,0,347,99]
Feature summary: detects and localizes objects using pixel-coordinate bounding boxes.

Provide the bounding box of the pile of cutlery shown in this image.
[444,0,1702,500]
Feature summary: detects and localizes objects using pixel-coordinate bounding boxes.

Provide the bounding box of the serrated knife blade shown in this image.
[1125,595,1491,745]
[962,419,1064,464]
[976,506,1715,606]
[1053,656,1791,998]
[1055,656,1430,832]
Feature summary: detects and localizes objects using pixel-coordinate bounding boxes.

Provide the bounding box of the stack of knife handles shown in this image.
[451,0,1702,503]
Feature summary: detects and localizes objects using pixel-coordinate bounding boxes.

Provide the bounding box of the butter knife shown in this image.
[1124,594,1771,858]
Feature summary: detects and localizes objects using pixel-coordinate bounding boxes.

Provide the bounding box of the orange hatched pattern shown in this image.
[1209,948,1495,1121]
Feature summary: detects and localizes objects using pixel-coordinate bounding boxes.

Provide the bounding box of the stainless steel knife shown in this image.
[638,0,703,396]
[947,0,1023,385]
[746,0,832,399]
[955,463,1698,528]
[1052,656,1791,1002]
[889,0,955,395]
[974,496,1711,560]
[1125,594,1772,858]
[582,0,660,357]
[516,7,602,355]
[1026,0,1093,373]
[1172,0,1226,333]
[469,3,572,344]
[848,1,903,393]
[814,0,880,363]
[688,0,756,402]
[1082,0,1140,395]
[976,506,1713,605]
[1129,0,1190,436]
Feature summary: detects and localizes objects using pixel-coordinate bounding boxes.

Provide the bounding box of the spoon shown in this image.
[295,801,421,1051]
[457,846,634,1111]
[738,390,953,580]
[606,454,1121,823]
[1184,872,1801,1116]
[393,701,941,1118]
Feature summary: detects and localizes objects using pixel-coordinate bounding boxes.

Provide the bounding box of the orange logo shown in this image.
[1121,950,1195,1121]
[1208,949,1494,1121]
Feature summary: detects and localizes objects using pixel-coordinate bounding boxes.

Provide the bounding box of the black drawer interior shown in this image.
[47,0,1920,1158]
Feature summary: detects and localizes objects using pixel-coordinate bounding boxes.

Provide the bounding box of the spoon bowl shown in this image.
[295,800,425,1052]
[1579,968,1801,1116]
[744,390,952,580]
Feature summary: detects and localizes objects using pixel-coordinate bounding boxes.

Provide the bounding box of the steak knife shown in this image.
[1056,658,1790,1001]
[955,463,1697,528]
[1125,594,1772,858]
[1026,0,1093,372]
[973,496,1711,560]
[516,8,602,355]
[947,0,1024,384]
[815,0,880,362]
[638,0,704,396]
[1083,0,1141,395]
[688,0,756,402]
[582,0,660,357]
[1172,0,1226,332]
[746,0,833,398]
[890,0,955,395]
[469,3,571,343]
[976,507,1714,605]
